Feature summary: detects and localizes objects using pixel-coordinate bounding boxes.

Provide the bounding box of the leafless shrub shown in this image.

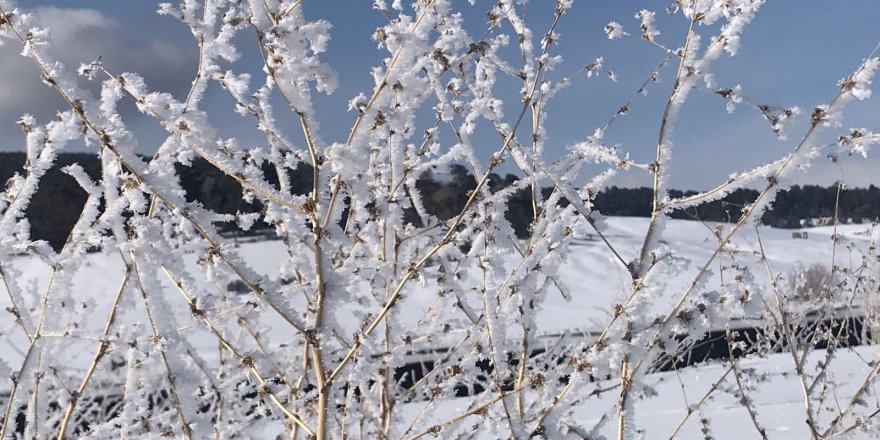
[786,262,836,303]
[0,1,878,439]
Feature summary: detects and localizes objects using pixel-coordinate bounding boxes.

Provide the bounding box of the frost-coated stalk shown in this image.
[96,69,305,213]
[3,0,880,437]
[301,110,329,440]
[0,341,35,439]
[616,357,631,440]
[25,351,44,440]
[754,228,822,438]
[631,48,880,381]
[666,366,733,439]
[329,46,551,383]
[0,262,34,341]
[403,389,522,440]
[822,361,880,436]
[159,265,315,435]
[253,1,430,431]
[48,67,312,340]
[344,1,438,147]
[725,327,768,439]
[56,269,131,439]
[479,236,520,436]
[131,258,193,440]
[637,11,698,276]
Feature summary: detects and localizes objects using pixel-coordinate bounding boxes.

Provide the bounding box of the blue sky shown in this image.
[2,1,879,190]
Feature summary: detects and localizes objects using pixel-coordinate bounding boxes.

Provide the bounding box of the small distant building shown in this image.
[792,231,809,239]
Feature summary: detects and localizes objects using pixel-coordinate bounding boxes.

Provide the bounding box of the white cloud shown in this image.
[0,6,196,147]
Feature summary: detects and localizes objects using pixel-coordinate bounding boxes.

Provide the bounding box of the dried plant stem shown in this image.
[337,16,571,398]
[317,0,442,247]
[666,365,733,439]
[279,0,303,21]
[0,264,33,341]
[402,388,522,440]
[637,10,699,274]
[251,10,351,437]
[481,53,703,390]
[0,340,38,439]
[631,75,859,379]
[616,358,631,440]
[754,228,822,438]
[182,0,209,111]
[821,356,880,437]
[158,265,315,436]
[661,156,788,211]
[478,240,520,437]
[329,2,567,396]
[130,257,193,440]
[345,0,438,147]
[97,67,305,212]
[838,405,880,436]
[725,328,768,439]
[398,331,470,400]
[56,268,131,439]
[0,21,311,341]
[514,324,529,419]
[533,161,629,272]
[630,37,880,394]
[528,90,543,225]
[310,337,329,440]
[287,342,312,440]
[26,350,44,440]
[327,45,552,384]
[1,2,878,438]
[396,333,475,435]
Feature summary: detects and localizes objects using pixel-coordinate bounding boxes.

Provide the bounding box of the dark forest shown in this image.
[2,153,877,250]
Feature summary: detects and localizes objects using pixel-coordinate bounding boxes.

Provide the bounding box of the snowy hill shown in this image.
[1,217,874,368]
[1,217,877,438]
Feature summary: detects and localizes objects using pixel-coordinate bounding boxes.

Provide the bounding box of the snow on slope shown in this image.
[0,217,873,371]
[397,345,880,439]
[1,217,877,439]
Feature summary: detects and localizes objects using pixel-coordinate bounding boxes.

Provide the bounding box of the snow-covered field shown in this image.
[4,218,871,366]
[1,217,877,438]
[399,345,880,439]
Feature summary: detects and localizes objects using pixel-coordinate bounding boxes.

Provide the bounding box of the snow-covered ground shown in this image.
[1,217,877,438]
[4,218,871,368]
[397,345,880,439]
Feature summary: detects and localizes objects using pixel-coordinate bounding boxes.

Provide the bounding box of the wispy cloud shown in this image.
[0,6,195,146]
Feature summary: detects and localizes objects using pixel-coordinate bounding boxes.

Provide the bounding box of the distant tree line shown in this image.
[592,185,880,228]
[2,152,878,250]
